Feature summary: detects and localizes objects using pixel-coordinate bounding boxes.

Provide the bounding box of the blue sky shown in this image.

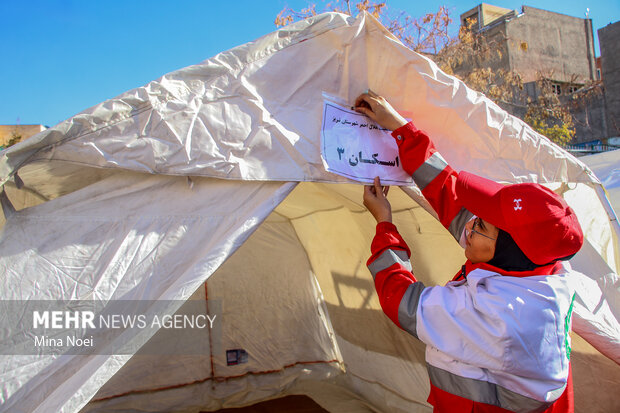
[2,0,619,127]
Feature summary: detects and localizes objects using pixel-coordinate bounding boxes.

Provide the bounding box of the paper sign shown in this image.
[320,101,413,185]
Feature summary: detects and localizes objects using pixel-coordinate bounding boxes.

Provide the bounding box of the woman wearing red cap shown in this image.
[356,91,583,413]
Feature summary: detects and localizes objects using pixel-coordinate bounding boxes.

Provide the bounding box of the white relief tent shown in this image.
[0,12,619,413]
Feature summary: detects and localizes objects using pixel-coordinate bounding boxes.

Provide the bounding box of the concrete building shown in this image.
[458,4,608,145]
[598,21,620,137]
[0,124,47,149]
[460,4,596,85]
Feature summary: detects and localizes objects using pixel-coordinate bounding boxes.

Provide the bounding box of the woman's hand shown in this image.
[354,90,408,131]
[363,176,392,223]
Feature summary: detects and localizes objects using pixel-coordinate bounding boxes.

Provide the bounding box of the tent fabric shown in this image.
[0,173,296,412]
[580,149,620,217]
[0,11,619,413]
[81,182,459,413]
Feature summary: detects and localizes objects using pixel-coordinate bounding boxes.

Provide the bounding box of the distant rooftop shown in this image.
[0,124,47,148]
[460,3,517,30]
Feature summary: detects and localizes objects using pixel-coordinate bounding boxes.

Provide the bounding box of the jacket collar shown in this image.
[454,260,561,281]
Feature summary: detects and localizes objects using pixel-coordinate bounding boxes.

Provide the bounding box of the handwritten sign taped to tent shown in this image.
[321,101,413,185]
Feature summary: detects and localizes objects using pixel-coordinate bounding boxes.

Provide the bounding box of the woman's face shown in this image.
[464,217,500,263]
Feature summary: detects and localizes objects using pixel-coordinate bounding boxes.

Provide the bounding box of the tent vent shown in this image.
[226,349,248,366]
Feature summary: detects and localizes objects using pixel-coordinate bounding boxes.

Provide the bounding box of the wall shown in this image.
[505,6,596,83]
[598,21,620,137]
[0,124,47,147]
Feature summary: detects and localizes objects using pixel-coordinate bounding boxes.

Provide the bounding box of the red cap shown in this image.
[456,172,583,265]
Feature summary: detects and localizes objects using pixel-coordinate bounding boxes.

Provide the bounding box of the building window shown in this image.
[552,84,562,95]
[597,68,601,80]
[567,85,579,94]
[463,14,479,32]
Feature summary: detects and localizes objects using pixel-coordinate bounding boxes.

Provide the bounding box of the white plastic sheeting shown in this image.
[0,173,296,412]
[0,11,619,413]
[581,149,620,217]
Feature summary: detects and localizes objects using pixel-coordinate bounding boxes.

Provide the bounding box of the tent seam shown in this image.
[89,359,341,403]
[205,282,216,383]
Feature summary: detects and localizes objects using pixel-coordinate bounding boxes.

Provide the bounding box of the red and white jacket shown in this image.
[367,123,575,412]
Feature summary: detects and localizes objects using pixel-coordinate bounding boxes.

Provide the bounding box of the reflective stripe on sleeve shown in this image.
[367,249,411,280]
[427,364,560,412]
[447,207,475,242]
[397,282,426,339]
[412,152,449,191]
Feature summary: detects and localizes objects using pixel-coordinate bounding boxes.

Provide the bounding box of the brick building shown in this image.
[457,4,616,145]
[598,21,620,138]
[460,4,597,84]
